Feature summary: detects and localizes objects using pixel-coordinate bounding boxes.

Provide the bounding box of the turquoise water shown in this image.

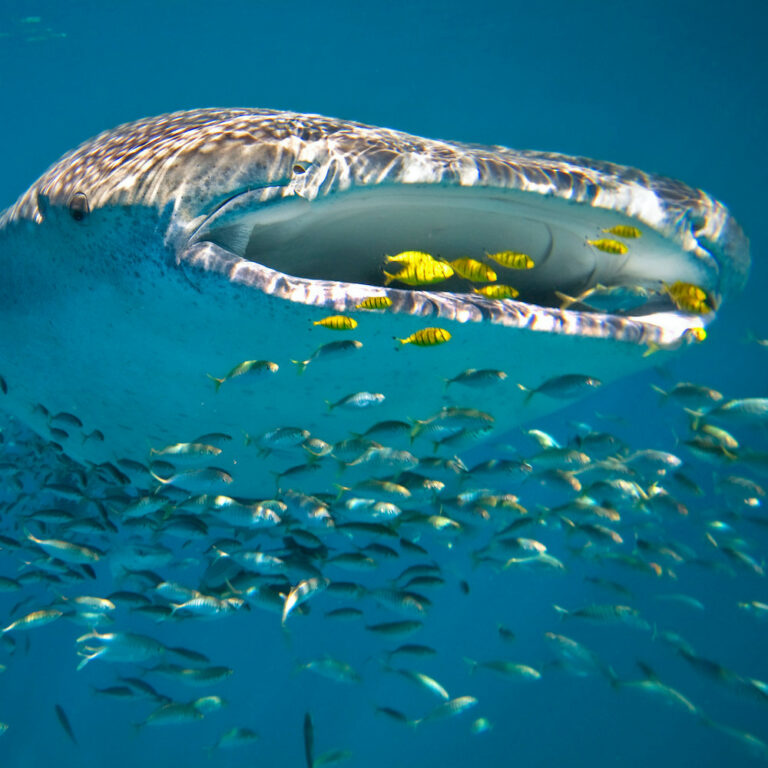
[0,1,767,766]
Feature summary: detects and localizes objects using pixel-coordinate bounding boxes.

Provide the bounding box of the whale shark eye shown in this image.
[68,192,89,222]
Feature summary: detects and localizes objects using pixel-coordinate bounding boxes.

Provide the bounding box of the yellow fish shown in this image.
[385,250,435,265]
[313,315,358,330]
[603,225,642,239]
[485,251,534,269]
[586,238,628,255]
[396,328,452,347]
[383,260,453,286]
[663,282,713,314]
[472,284,519,299]
[355,296,392,310]
[449,258,497,282]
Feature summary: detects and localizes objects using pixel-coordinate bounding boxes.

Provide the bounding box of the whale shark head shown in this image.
[0,108,749,494]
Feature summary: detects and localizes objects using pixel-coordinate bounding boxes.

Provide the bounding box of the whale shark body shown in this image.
[0,109,749,494]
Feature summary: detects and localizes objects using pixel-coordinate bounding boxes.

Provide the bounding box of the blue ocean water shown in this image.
[0,1,766,766]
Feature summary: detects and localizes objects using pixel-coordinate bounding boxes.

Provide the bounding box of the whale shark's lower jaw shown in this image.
[185,184,716,348]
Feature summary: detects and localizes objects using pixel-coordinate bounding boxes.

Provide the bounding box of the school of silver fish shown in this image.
[0,322,767,764]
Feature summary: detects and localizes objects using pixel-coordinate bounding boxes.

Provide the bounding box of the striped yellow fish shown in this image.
[449,258,497,282]
[355,296,392,310]
[472,284,519,299]
[383,260,454,286]
[586,238,628,255]
[396,328,452,346]
[663,282,713,314]
[603,225,642,239]
[313,315,358,330]
[485,251,534,269]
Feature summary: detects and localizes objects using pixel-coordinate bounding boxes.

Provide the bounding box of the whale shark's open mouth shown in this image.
[189,183,726,347]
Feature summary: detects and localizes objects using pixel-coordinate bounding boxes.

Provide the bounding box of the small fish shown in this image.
[445,368,507,389]
[149,442,222,461]
[663,281,713,314]
[136,701,203,728]
[651,381,723,408]
[471,717,493,734]
[485,251,534,269]
[314,748,353,767]
[327,392,386,411]
[297,657,361,684]
[415,696,478,726]
[365,620,423,636]
[2,608,63,633]
[313,315,358,330]
[449,258,497,282]
[247,426,310,454]
[292,340,363,375]
[383,258,453,286]
[586,238,628,254]
[375,706,411,724]
[75,630,167,670]
[206,726,260,752]
[207,360,278,392]
[555,284,650,313]
[472,284,519,299]
[554,603,649,630]
[385,250,435,265]
[518,374,602,404]
[282,577,330,625]
[55,704,77,745]
[355,296,392,310]
[464,658,541,680]
[602,225,642,238]
[396,328,451,347]
[391,668,449,699]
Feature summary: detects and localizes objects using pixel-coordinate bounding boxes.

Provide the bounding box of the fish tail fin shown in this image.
[291,359,308,376]
[605,665,621,688]
[76,653,96,671]
[408,718,421,729]
[516,383,534,405]
[332,483,349,501]
[642,343,660,357]
[554,290,577,310]
[206,373,225,393]
[325,400,334,412]
[684,408,704,431]
[650,384,668,403]
[149,470,172,485]
[552,604,569,620]
[463,657,478,674]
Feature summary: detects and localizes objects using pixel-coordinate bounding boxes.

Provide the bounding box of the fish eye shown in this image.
[68,192,89,222]
[293,163,307,174]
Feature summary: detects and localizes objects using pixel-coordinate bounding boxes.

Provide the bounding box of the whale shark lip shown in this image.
[187,183,719,346]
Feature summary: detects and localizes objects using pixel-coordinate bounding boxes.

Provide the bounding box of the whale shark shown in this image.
[0,108,749,495]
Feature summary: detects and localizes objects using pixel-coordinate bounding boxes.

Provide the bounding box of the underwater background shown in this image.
[0,0,767,766]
